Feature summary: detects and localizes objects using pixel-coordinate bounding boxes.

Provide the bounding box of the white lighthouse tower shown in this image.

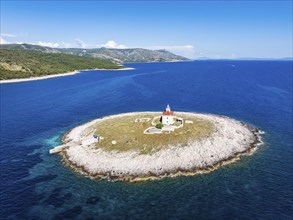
[161,104,174,125]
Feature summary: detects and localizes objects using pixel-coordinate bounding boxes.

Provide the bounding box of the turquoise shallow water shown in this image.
[0,61,292,219]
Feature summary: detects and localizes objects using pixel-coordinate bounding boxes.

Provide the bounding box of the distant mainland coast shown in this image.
[0,67,135,84]
[50,110,264,182]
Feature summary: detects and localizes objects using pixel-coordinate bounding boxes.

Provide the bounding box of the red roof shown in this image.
[163,111,173,116]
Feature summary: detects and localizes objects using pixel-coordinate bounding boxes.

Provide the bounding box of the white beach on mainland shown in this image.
[56,112,264,182]
[0,67,135,84]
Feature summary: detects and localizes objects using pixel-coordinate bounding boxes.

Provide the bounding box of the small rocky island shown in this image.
[51,105,264,182]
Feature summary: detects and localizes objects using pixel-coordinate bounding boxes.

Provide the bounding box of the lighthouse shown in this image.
[161,104,174,125]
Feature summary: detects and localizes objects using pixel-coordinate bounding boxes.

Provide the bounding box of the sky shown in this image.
[0,1,292,59]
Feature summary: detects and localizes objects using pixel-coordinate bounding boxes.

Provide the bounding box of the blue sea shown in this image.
[0,61,292,219]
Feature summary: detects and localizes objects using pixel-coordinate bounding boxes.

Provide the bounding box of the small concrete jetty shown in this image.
[49,145,66,154]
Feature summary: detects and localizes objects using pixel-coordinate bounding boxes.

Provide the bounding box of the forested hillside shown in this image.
[0,49,121,79]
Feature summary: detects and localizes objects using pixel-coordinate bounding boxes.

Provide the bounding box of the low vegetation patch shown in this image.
[90,113,214,154]
[155,122,163,129]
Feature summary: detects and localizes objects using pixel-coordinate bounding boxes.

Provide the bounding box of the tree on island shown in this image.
[156,123,164,129]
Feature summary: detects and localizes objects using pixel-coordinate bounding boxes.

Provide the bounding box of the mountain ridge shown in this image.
[0,43,189,63]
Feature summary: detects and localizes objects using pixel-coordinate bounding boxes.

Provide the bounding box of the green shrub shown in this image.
[155,123,163,129]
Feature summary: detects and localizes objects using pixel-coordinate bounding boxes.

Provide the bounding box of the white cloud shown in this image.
[0,36,10,44]
[0,33,16,38]
[75,38,87,48]
[148,45,196,59]
[61,41,71,48]
[0,33,17,44]
[37,41,60,48]
[0,37,83,48]
[98,40,127,49]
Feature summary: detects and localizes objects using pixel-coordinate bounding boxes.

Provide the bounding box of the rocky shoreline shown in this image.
[56,112,264,182]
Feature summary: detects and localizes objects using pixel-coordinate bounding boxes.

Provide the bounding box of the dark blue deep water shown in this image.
[0,61,292,219]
